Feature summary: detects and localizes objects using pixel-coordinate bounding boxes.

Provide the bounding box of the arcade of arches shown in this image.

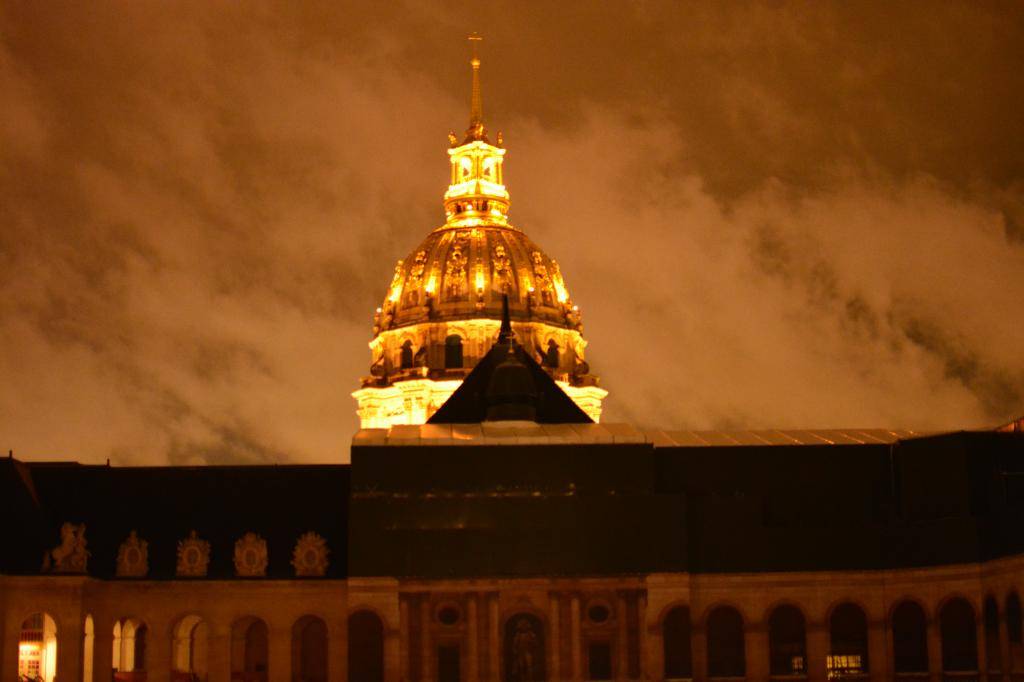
[3,558,1023,682]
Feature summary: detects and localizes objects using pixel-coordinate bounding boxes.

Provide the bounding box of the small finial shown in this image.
[498,293,514,342]
[7,449,11,459]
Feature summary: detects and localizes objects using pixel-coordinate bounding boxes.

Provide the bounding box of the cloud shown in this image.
[0,3,1021,464]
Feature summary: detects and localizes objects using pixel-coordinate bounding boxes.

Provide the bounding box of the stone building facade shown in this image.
[2,420,1023,682]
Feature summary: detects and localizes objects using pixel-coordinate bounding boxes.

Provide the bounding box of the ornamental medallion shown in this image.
[176,530,210,577]
[291,531,329,577]
[233,532,268,577]
[116,530,149,577]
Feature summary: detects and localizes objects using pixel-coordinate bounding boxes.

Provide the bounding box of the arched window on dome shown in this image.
[445,335,463,369]
[400,340,414,369]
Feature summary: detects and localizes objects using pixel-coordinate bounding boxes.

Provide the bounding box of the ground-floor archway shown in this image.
[172,614,208,682]
[291,616,327,682]
[231,617,268,682]
[19,612,58,682]
[113,617,148,682]
[348,611,383,682]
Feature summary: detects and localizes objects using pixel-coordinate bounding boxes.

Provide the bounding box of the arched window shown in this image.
[400,340,414,369]
[113,617,147,679]
[892,601,928,674]
[503,613,545,682]
[172,615,208,682]
[768,605,806,675]
[1008,592,1024,672]
[348,611,384,682]
[829,603,868,676]
[662,606,692,680]
[984,596,1001,673]
[292,616,327,682]
[231,617,268,682]
[444,335,463,369]
[82,615,94,682]
[19,613,58,682]
[940,598,978,673]
[706,606,744,678]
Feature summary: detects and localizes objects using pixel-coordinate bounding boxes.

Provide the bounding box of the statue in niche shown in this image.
[42,522,89,573]
[492,244,513,293]
[512,619,539,681]
[504,614,544,682]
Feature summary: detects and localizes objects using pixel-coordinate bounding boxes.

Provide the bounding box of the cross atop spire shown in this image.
[466,34,487,142]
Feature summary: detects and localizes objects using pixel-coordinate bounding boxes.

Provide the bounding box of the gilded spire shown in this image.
[466,34,486,142]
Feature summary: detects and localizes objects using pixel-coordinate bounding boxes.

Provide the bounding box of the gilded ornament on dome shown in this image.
[176,530,210,577]
[42,521,89,573]
[233,532,268,577]
[387,260,404,299]
[116,530,149,577]
[406,251,427,305]
[444,234,470,300]
[292,531,330,577]
[492,244,513,293]
[530,251,554,306]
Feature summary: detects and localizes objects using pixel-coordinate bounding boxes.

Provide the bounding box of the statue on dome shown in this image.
[445,238,469,300]
[530,252,554,306]
[492,244,513,292]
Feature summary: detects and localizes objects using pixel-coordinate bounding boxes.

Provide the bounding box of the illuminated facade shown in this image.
[353,41,606,429]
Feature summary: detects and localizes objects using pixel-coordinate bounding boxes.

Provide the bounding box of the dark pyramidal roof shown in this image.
[428,295,592,424]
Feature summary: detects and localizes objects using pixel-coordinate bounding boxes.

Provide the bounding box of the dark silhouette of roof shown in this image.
[428,295,592,424]
[0,458,349,579]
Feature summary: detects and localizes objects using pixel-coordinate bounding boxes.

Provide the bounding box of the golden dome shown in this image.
[353,36,606,429]
[373,225,582,336]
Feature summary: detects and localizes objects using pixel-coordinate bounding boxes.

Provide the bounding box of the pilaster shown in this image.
[468,595,480,682]
[570,594,581,682]
[267,624,291,682]
[804,620,828,682]
[744,620,768,682]
[867,618,887,682]
[547,593,559,682]
[616,593,629,682]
